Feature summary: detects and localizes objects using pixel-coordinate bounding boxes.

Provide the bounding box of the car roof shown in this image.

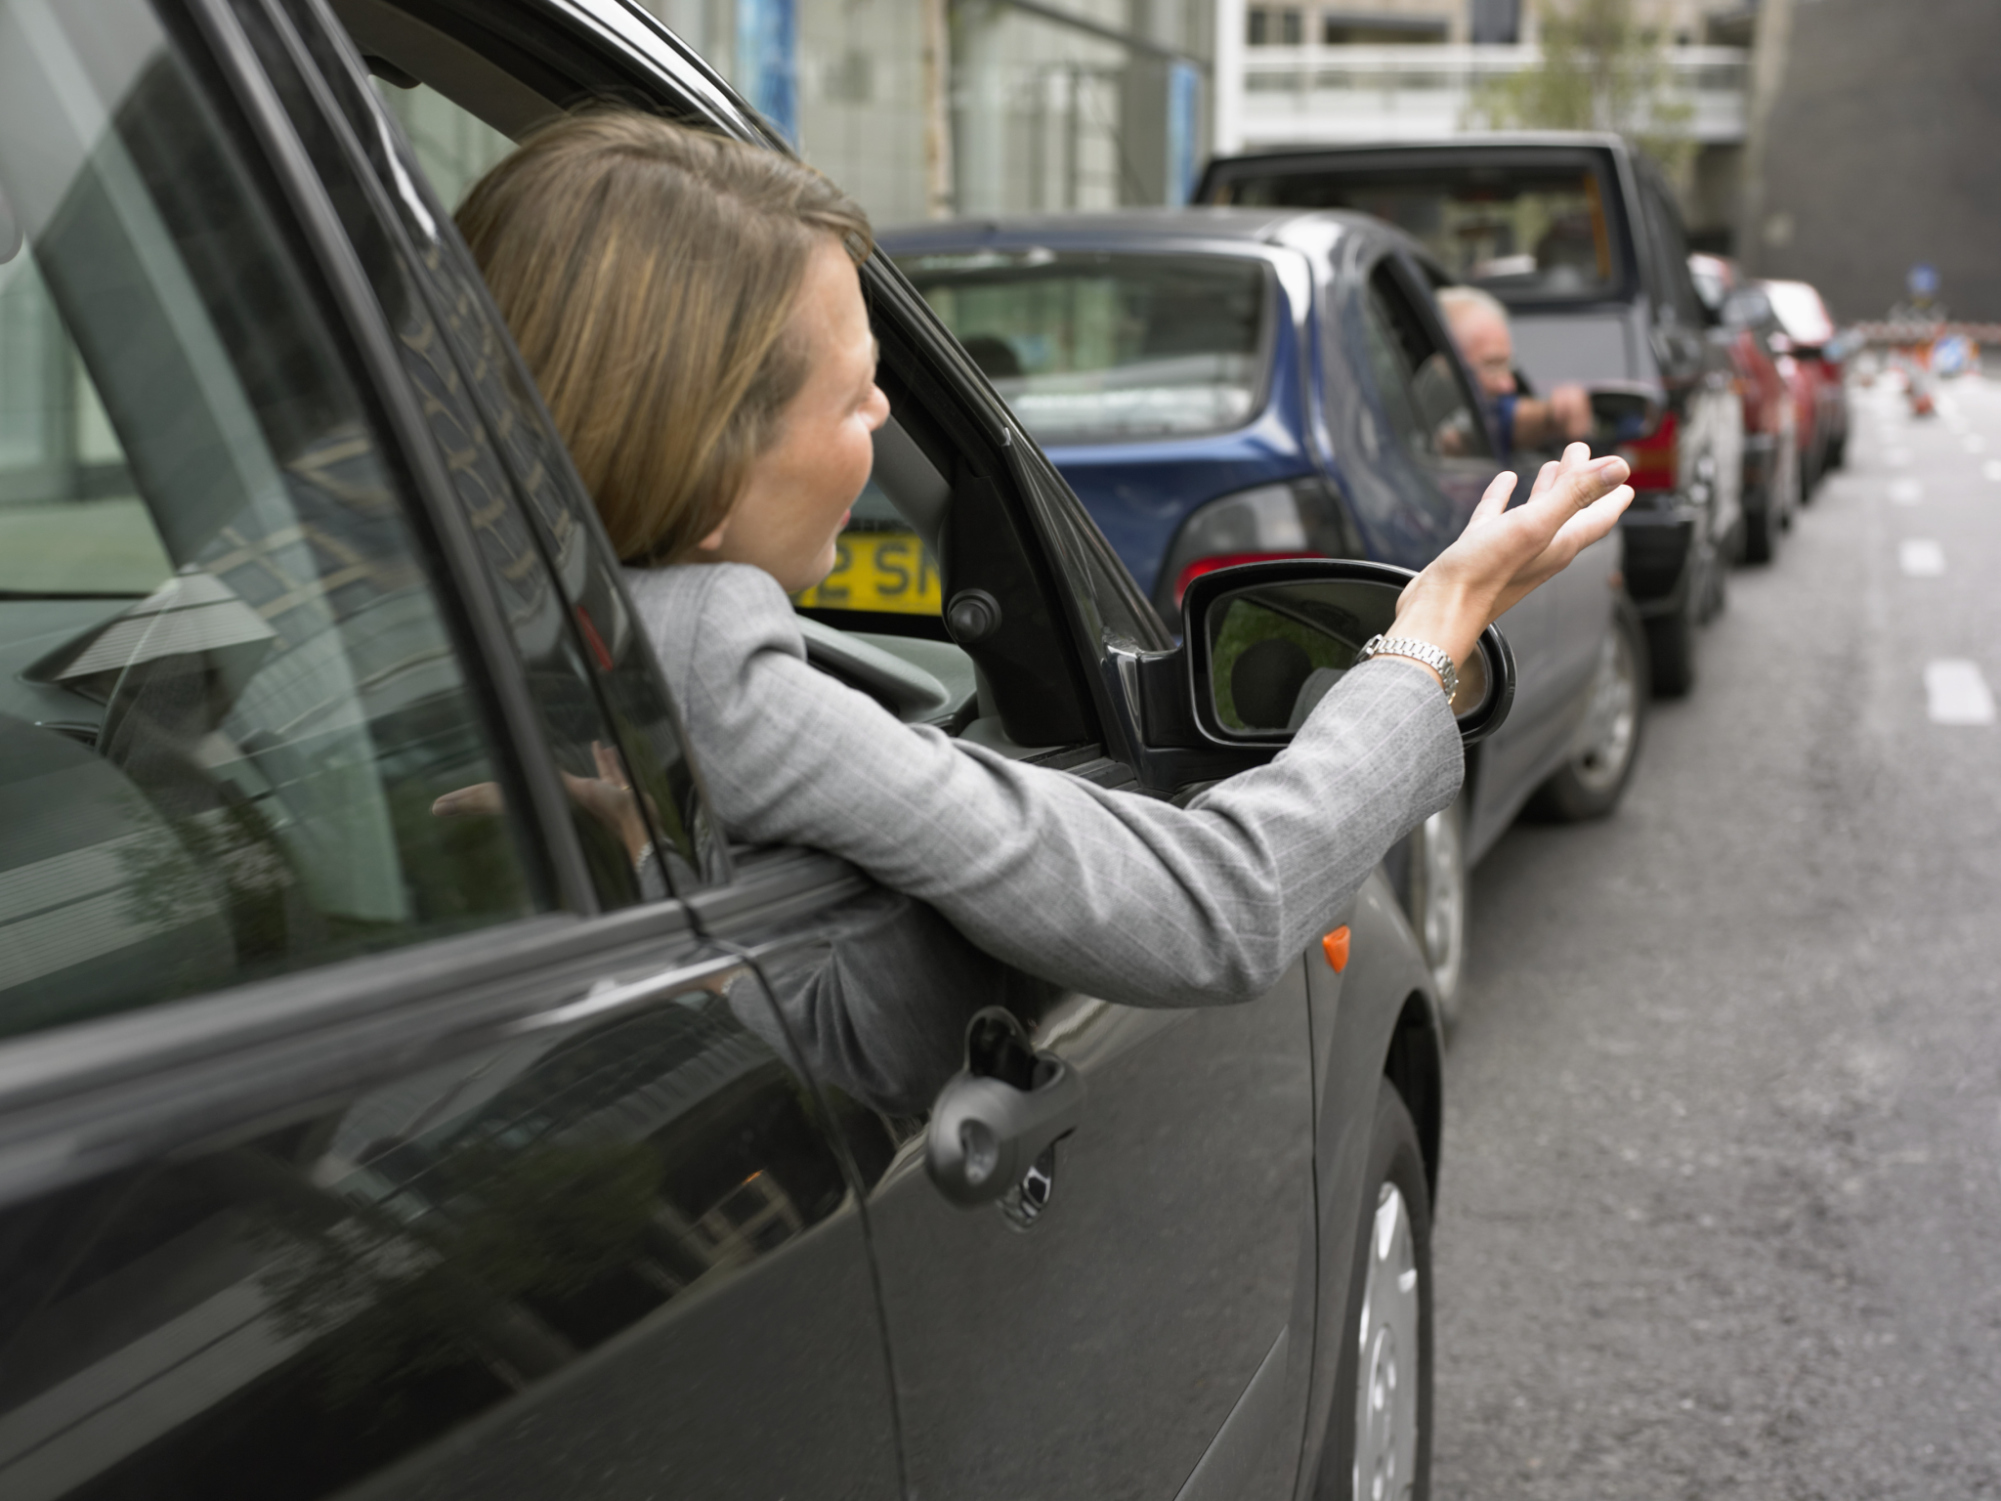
[1211,131,1629,162]
[877,205,1388,258]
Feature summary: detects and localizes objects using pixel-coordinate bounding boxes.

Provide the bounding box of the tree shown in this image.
[1467,0,1695,179]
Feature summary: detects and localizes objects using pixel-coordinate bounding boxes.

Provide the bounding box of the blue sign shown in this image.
[1909,262,1939,298]
[736,0,797,146]
[1166,61,1199,207]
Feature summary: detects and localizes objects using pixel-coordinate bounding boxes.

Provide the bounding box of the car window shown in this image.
[246,3,723,899]
[322,0,1103,745]
[1360,264,1491,464]
[896,250,1272,446]
[0,0,542,1037]
[1641,179,1706,329]
[1222,157,1631,303]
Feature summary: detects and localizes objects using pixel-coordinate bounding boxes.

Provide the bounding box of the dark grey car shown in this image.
[1198,133,1745,697]
[0,2,1481,1498]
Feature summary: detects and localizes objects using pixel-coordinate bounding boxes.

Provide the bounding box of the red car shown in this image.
[1760,278,1851,495]
[1691,255,1800,562]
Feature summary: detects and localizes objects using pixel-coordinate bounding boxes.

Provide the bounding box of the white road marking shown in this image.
[1925,660,1997,725]
[1967,435,1989,453]
[1899,539,1945,576]
[1890,478,1924,505]
[1985,460,2001,482]
[1886,448,1912,466]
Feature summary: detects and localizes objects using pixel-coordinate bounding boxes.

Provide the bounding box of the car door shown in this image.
[1341,250,1576,852]
[294,3,1326,1496]
[0,7,904,1500]
[1635,164,1741,566]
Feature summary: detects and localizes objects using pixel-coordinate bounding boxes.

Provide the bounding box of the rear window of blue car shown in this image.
[896,251,1271,445]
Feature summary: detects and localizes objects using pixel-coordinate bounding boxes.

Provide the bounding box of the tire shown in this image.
[1317,1080,1433,1501]
[1404,802,1466,1028]
[1825,431,1846,470]
[1528,601,1648,821]
[1646,584,1698,698]
[1702,539,1728,620]
[1742,493,1779,564]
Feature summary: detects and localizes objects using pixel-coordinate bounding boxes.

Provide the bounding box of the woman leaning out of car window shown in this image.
[435,111,1633,1010]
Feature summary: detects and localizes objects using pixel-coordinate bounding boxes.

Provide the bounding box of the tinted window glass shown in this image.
[0,0,539,1034]
[263,7,723,894]
[1224,160,1629,303]
[1361,266,1490,463]
[898,251,1270,444]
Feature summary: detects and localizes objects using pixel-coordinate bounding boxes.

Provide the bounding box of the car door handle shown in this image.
[926,1008,1084,1206]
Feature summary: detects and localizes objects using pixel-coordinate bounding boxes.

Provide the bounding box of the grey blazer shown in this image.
[626,563,1463,1009]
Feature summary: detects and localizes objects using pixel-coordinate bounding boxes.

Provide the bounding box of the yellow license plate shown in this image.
[795,530,942,615]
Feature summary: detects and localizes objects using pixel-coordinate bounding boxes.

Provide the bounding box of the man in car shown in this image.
[1439,286,1591,458]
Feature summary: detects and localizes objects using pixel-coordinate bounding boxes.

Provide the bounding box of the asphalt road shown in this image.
[1431,373,2001,1500]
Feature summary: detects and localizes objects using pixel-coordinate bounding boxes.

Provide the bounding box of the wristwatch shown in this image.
[1356,634,1458,701]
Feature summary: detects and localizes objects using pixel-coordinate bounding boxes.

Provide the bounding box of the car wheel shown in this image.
[1318,1079,1433,1501]
[1529,601,1648,821]
[1742,490,1779,564]
[1646,583,1698,698]
[1703,539,1728,618]
[1405,802,1465,1026]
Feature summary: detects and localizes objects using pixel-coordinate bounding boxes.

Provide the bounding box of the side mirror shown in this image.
[1179,559,1515,747]
[1586,382,1665,445]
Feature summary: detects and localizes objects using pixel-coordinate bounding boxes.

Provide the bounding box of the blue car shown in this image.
[878,209,1648,1017]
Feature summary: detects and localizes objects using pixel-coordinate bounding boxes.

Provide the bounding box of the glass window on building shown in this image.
[1247,6,1305,45]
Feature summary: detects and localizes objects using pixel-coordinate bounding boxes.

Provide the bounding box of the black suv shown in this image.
[0,2,1468,1499]
[1199,134,1743,695]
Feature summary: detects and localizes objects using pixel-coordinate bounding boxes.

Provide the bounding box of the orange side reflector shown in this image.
[1321,926,1351,973]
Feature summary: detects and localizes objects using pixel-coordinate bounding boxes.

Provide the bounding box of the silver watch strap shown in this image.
[1357,634,1458,700]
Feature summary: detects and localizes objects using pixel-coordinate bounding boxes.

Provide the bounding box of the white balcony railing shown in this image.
[1236,44,1749,148]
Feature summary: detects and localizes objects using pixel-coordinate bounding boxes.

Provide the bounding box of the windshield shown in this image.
[1222,161,1628,303]
[896,251,1270,445]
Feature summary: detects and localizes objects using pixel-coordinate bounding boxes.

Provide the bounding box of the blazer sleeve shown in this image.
[633,563,1463,1009]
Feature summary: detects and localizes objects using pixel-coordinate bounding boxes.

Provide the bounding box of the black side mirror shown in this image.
[1585,382,1665,446]
[1179,559,1514,746]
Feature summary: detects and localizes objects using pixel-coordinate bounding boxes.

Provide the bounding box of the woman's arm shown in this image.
[632,562,1457,1008]
[633,445,1632,1010]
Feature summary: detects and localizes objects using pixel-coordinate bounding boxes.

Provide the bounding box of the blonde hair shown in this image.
[457,111,873,564]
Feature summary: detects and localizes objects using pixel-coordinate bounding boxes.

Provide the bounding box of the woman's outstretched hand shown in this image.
[1391,443,1634,678]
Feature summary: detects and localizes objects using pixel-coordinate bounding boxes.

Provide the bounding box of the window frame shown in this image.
[1360,250,1495,470]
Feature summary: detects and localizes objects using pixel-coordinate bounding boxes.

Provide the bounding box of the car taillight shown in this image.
[1618,408,1679,493]
[1158,483,1319,608]
[1174,549,1318,602]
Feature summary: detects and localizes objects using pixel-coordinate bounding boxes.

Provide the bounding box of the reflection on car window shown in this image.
[372,74,516,210]
[0,259,173,594]
[1362,267,1488,463]
[0,0,539,1035]
[0,958,894,1498]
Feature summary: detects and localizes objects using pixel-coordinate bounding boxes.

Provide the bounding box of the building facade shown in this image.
[1737,0,2001,321]
[648,0,1214,229]
[1217,0,1756,248]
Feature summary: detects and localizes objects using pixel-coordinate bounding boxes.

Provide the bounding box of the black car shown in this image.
[0,2,1506,1498]
[1198,133,1744,696]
